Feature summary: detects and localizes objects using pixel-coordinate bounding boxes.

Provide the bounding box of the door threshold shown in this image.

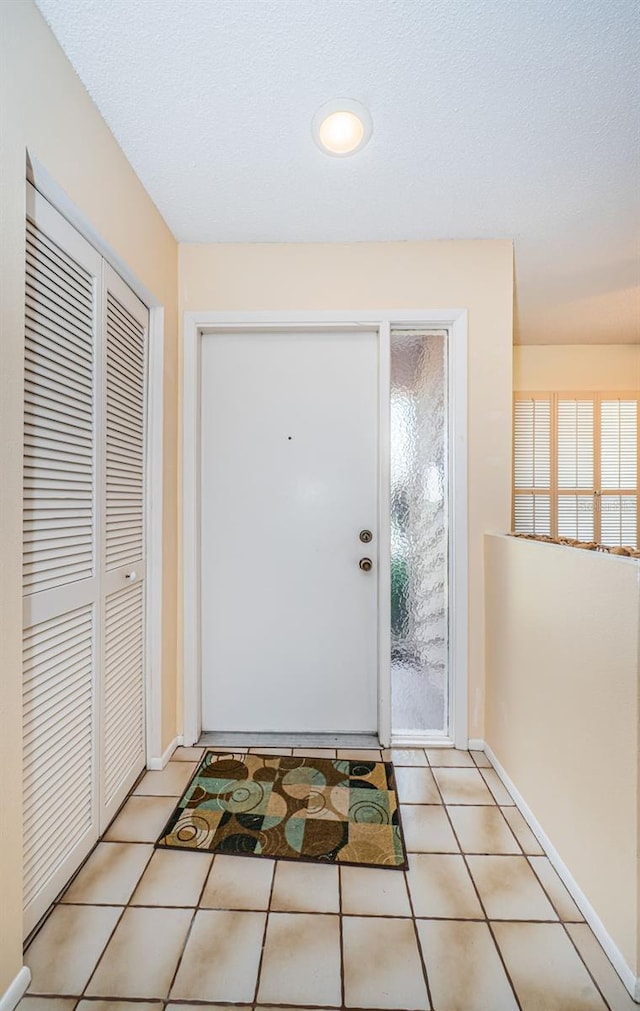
[197,731,381,749]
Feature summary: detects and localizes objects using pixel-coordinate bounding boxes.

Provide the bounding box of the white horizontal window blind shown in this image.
[600,398,638,547]
[557,399,593,490]
[513,396,551,535]
[513,392,639,548]
[556,397,595,541]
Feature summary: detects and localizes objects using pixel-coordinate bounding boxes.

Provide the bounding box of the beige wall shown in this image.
[514,343,640,391]
[179,239,514,739]
[485,533,640,978]
[0,1,178,990]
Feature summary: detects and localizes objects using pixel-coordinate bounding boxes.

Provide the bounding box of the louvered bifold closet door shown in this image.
[23,185,102,934]
[100,264,148,829]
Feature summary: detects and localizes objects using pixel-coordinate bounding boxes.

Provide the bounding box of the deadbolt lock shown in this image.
[359,557,373,572]
[359,529,373,543]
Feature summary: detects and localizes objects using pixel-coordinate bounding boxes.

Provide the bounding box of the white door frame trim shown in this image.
[182,310,468,749]
[27,152,166,770]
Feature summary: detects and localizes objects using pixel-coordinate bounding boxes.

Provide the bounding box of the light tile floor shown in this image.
[19,747,635,1011]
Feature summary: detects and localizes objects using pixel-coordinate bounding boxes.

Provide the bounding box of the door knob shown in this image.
[125,570,138,581]
[359,558,373,572]
[359,529,373,543]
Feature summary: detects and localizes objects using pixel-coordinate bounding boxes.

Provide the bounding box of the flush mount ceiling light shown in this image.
[312,98,373,157]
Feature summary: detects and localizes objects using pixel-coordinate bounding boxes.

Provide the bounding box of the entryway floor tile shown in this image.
[343,915,430,1009]
[103,795,177,843]
[394,766,441,804]
[170,746,205,762]
[467,855,558,920]
[407,854,483,919]
[432,767,495,805]
[18,1000,77,1010]
[76,1003,163,1010]
[340,865,412,916]
[480,766,516,805]
[500,806,545,855]
[25,904,122,995]
[60,842,153,905]
[270,860,340,913]
[130,848,212,907]
[447,805,520,854]
[132,762,197,797]
[527,855,583,921]
[426,747,476,767]
[85,907,192,999]
[200,853,274,910]
[400,804,459,852]
[257,912,342,1007]
[566,923,639,1011]
[416,919,519,1011]
[388,748,428,766]
[22,747,627,1011]
[493,921,608,1010]
[170,909,266,1003]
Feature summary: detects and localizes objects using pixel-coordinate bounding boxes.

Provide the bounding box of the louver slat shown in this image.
[23,219,94,596]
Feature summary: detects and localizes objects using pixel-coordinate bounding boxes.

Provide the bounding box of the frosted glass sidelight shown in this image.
[390,330,448,735]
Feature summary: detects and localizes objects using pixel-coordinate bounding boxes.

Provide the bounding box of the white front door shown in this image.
[200,329,378,733]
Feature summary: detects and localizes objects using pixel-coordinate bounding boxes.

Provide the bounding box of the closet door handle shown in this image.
[125,570,138,582]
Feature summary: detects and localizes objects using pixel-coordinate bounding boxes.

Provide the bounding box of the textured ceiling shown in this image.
[35,0,640,344]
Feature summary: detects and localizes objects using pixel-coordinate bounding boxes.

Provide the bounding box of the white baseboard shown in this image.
[147,734,183,771]
[481,739,639,1001]
[0,966,30,1011]
[467,737,485,751]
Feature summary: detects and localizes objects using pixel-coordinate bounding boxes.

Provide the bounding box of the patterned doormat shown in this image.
[157,751,407,869]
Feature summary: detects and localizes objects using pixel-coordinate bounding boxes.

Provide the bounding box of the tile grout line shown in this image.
[75,840,157,1000]
[71,901,128,1002]
[402,856,435,1009]
[337,864,346,1009]
[395,750,434,1011]
[252,855,278,1005]
[561,923,615,1011]
[430,770,525,1011]
[162,847,218,1005]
